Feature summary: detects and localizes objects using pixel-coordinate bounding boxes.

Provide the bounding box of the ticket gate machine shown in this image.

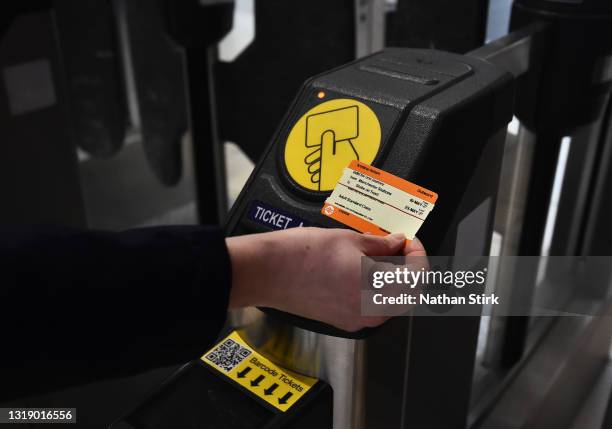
[112,49,513,428]
[226,48,513,429]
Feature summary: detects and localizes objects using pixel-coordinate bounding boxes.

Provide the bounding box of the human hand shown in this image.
[226,227,426,332]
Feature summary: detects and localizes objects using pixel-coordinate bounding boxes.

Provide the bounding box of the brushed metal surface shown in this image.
[231,308,370,429]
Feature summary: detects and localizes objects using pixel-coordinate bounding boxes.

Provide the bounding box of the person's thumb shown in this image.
[360,233,406,256]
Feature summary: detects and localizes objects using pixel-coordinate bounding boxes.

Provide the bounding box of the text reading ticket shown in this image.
[321,160,437,242]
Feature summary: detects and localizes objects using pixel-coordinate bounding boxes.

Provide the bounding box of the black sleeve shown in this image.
[0,225,232,401]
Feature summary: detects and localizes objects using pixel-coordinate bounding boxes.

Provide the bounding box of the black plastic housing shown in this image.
[511,0,612,133]
[110,361,333,429]
[225,48,514,338]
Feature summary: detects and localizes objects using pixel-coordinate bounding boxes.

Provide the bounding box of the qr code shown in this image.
[205,338,252,372]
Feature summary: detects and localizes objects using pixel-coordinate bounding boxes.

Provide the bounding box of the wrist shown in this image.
[226,234,277,309]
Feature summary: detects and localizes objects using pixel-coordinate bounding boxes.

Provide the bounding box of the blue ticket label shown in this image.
[247,201,312,231]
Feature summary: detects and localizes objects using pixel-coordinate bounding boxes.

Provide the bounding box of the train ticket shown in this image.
[321,160,437,242]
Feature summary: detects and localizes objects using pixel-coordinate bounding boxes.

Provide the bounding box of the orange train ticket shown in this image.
[321,160,438,242]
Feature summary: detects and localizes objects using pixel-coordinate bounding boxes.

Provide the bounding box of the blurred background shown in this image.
[2,0,612,428]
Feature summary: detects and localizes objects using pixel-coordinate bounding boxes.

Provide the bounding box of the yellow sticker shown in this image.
[202,331,317,412]
[284,98,382,192]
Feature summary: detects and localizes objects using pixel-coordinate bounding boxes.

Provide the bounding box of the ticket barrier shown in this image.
[111,48,513,428]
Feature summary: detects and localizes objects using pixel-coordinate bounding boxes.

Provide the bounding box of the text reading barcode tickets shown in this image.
[321,160,437,242]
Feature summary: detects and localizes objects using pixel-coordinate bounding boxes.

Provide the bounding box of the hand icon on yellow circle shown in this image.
[284,99,381,192]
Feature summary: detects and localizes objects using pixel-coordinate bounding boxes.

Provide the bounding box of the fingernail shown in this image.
[406,236,421,250]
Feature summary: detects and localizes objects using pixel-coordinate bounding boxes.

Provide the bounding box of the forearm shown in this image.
[226,232,282,309]
[226,228,321,310]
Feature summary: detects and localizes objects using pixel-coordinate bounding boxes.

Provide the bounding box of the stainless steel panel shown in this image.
[233,309,369,429]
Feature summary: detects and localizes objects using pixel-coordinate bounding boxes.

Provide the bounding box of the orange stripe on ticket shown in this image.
[321,203,388,236]
[321,203,413,246]
[348,160,438,204]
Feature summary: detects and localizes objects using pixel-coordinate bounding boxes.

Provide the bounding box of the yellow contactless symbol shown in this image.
[202,331,317,412]
[284,98,382,191]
